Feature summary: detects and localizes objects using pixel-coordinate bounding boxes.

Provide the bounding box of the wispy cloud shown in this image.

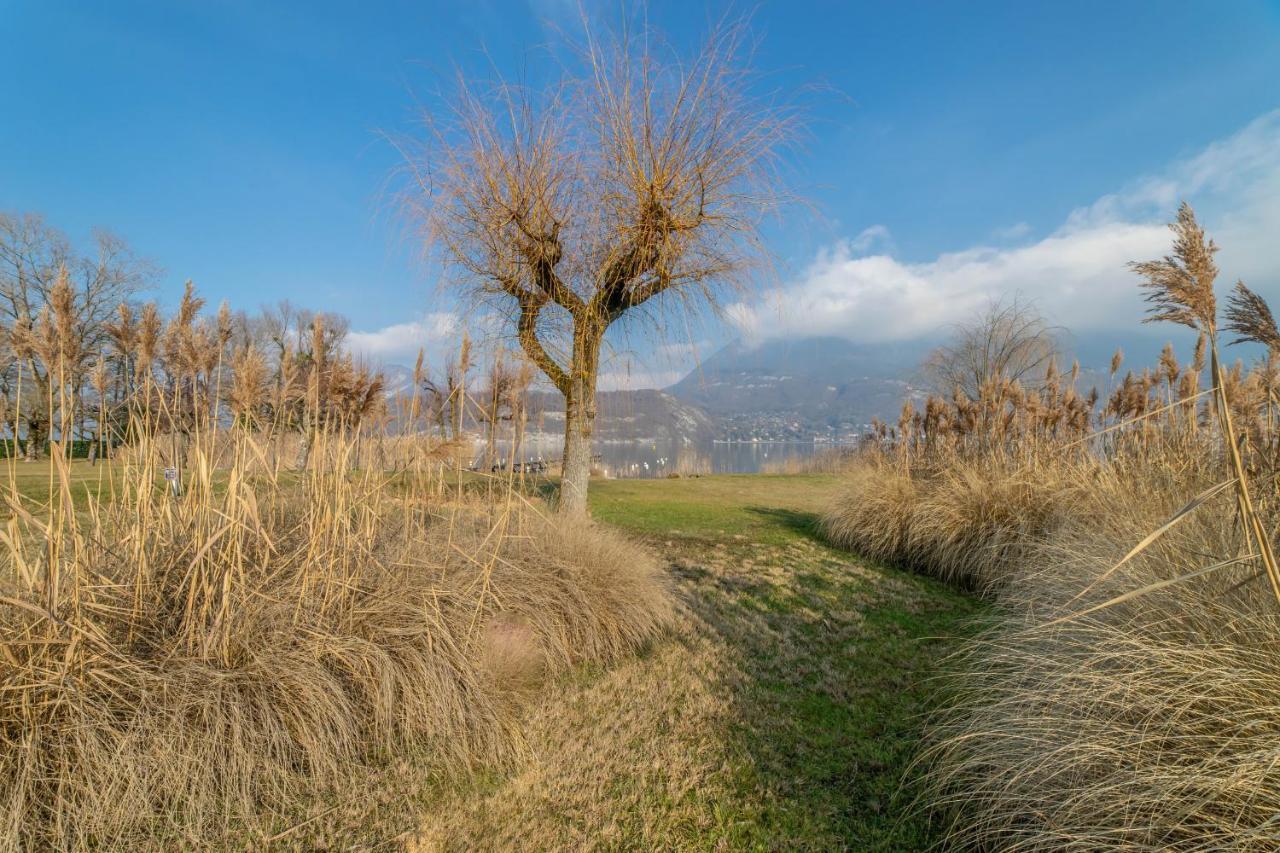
[992,222,1031,240]
[730,110,1280,344]
[596,367,688,392]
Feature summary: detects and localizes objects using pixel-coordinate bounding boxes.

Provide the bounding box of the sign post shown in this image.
[164,466,181,497]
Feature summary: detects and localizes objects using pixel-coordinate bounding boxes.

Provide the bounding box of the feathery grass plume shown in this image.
[229,343,268,426]
[1109,347,1123,376]
[1158,342,1179,387]
[411,346,426,423]
[136,302,161,378]
[1130,201,1217,330]
[897,398,914,443]
[48,267,81,371]
[1192,331,1208,373]
[8,315,34,362]
[28,308,59,375]
[215,300,233,347]
[90,353,110,415]
[104,302,138,402]
[163,281,204,374]
[1224,280,1280,351]
[1130,203,1280,604]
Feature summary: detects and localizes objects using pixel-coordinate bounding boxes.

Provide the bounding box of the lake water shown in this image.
[490,436,847,478]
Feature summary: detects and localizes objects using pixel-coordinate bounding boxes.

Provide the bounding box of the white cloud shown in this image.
[347,312,458,363]
[849,224,895,254]
[730,110,1280,344]
[992,221,1032,240]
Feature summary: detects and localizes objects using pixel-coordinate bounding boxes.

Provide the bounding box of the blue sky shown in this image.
[3,1,1280,385]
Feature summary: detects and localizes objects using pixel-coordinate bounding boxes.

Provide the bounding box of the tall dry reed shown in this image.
[0,285,673,848]
[824,204,1280,847]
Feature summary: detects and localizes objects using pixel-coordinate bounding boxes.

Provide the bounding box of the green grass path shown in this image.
[416,474,981,850]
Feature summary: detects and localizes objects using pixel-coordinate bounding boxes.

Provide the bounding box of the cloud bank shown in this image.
[729,110,1280,344]
[347,312,458,363]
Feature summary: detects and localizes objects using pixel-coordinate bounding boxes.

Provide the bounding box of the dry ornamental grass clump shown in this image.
[0,284,673,848]
[923,474,1280,850]
[823,204,1280,847]
[821,457,917,566]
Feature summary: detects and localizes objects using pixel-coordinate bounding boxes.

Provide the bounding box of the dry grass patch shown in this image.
[0,426,671,848]
[924,484,1280,850]
[0,280,675,848]
[822,204,1280,849]
[822,457,1071,593]
[411,475,983,850]
[0,476,673,849]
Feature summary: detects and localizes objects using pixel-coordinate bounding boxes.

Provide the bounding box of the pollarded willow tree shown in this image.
[919,295,1062,401]
[405,19,798,514]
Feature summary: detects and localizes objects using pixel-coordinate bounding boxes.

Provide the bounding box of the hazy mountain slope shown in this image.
[666,337,932,436]
[373,327,1225,443]
[528,390,717,444]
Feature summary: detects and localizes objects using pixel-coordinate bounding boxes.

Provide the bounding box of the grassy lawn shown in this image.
[589,473,841,545]
[0,458,127,507]
[414,474,983,851]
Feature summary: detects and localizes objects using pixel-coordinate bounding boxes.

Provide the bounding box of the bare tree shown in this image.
[404,18,797,514]
[0,213,155,458]
[421,336,473,442]
[921,296,1062,400]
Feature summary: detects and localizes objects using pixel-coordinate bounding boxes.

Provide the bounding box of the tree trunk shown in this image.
[24,418,43,462]
[295,429,314,470]
[557,327,601,515]
[559,388,594,515]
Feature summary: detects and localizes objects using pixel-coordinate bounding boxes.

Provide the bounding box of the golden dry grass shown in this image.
[0,282,674,848]
[0,460,673,848]
[923,465,1280,850]
[827,427,1280,850]
[818,205,1280,849]
[821,455,1072,593]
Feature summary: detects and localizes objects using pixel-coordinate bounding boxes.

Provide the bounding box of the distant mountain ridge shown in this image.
[375,366,715,444]
[375,327,1223,442]
[665,336,933,438]
[527,389,717,444]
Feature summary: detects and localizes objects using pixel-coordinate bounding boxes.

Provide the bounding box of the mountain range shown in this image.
[379,327,1219,444]
[667,336,931,440]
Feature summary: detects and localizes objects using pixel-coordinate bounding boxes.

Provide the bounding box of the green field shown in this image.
[415,474,983,850]
[0,459,125,507]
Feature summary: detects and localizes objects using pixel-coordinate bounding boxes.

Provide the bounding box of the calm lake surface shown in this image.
[494,437,847,478]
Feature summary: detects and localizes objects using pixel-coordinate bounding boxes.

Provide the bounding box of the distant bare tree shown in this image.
[921,296,1061,400]
[255,301,349,364]
[0,213,155,458]
[404,17,798,513]
[422,336,472,442]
